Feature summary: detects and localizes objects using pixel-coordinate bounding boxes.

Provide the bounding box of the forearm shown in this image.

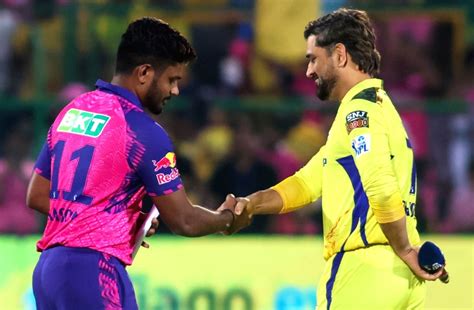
[379,216,411,256]
[380,216,446,282]
[247,189,283,215]
[181,205,234,237]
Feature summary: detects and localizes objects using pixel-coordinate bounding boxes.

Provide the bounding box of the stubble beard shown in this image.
[316,75,337,101]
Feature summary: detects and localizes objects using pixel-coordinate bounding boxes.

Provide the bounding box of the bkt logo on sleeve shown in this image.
[351,134,371,157]
[58,108,110,137]
[153,152,180,185]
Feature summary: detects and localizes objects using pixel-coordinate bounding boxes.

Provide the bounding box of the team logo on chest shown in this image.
[345,110,369,133]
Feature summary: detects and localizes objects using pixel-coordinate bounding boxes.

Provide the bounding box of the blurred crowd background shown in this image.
[0,0,473,236]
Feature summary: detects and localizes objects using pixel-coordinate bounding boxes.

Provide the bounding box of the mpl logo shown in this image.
[57,108,110,137]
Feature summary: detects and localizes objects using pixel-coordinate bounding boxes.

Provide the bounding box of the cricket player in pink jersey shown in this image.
[27,17,251,309]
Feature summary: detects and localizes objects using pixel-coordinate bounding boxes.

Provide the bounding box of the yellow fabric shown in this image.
[317,245,426,309]
[249,56,277,93]
[279,78,420,260]
[271,175,313,214]
[255,0,320,63]
[370,190,405,224]
[193,125,232,181]
[285,120,326,163]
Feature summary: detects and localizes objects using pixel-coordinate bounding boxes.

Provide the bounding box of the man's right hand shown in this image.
[218,189,284,234]
[218,195,253,235]
[226,201,253,235]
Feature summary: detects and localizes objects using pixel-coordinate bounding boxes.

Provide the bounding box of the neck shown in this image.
[111,74,137,96]
[332,70,372,102]
[110,74,155,118]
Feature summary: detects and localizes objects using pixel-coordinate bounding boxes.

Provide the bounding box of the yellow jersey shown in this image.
[274,78,420,260]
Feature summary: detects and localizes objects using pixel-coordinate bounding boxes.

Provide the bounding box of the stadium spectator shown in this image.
[0,123,37,234]
[219,35,252,95]
[0,3,18,95]
[438,159,474,233]
[256,123,301,181]
[284,111,326,164]
[446,46,474,188]
[210,118,277,233]
[192,107,233,182]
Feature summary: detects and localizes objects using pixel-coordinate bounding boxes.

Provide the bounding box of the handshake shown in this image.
[218,194,254,235]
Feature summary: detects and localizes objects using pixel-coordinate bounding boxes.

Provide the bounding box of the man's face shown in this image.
[305,35,338,101]
[142,63,185,115]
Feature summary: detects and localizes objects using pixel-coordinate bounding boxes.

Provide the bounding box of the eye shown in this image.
[169,77,181,85]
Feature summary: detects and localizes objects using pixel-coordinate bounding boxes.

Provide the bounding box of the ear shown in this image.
[333,43,348,68]
[136,64,154,85]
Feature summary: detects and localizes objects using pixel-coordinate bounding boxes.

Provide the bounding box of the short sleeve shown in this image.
[126,111,183,196]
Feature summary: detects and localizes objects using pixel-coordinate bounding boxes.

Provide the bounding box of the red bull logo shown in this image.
[152,152,177,172]
[156,168,180,185]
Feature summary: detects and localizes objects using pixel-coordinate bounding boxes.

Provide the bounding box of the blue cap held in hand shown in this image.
[418,241,445,274]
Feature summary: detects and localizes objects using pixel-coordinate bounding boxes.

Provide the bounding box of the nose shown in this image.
[171,85,179,96]
[306,63,315,79]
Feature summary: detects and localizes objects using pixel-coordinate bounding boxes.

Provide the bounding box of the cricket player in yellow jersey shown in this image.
[225,8,446,310]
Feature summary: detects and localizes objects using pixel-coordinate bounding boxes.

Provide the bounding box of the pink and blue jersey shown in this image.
[34,80,183,265]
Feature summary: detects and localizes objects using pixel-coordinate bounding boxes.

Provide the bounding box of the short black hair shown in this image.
[304,8,381,77]
[115,17,197,74]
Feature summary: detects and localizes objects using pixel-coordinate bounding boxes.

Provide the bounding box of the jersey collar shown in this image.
[95,79,143,108]
[340,78,383,105]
